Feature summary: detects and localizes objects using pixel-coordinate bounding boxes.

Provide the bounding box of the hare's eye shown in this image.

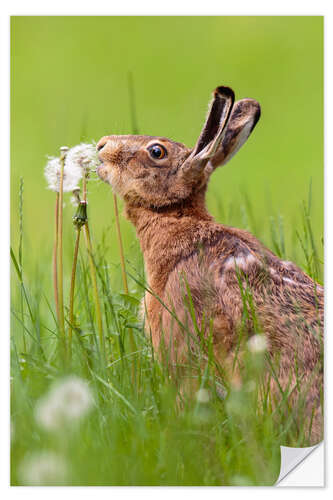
[147,144,167,160]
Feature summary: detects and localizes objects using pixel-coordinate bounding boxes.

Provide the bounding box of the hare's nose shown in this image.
[96,136,109,151]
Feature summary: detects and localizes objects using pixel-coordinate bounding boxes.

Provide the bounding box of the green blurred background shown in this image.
[11,16,323,268]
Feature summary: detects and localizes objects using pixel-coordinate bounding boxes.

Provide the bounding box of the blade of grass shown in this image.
[18,177,27,352]
[68,226,82,360]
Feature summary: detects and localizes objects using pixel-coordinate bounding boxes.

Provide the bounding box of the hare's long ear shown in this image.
[181,86,235,181]
[206,98,261,172]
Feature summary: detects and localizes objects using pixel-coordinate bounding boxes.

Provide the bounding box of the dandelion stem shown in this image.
[57,146,68,359]
[53,192,60,323]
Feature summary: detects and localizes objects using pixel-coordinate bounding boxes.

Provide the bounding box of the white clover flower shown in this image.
[195,388,210,404]
[247,334,268,353]
[65,143,100,174]
[44,156,82,192]
[35,376,94,431]
[18,451,67,485]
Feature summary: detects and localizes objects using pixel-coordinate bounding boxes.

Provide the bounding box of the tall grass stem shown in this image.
[81,176,105,355]
[113,194,128,294]
[68,226,81,360]
[18,178,26,352]
[83,221,105,355]
[57,146,68,359]
[113,194,136,357]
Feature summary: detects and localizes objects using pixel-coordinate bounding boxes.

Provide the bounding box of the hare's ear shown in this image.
[181,86,235,181]
[206,98,261,172]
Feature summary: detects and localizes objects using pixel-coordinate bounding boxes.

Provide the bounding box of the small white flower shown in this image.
[195,388,210,404]
[65,143,100,174]
[35,376,94,431]
[18,451,67,485]
[44,156,82,192]
[247,334,268,353]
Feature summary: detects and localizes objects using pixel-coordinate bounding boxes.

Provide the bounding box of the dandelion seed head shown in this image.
[54,376,94,418]
[35,376,94,431]
[247,334,268,353]
[35,396,64,431]
[65,143,100,174]
[18,451,67,485]
[44,156,82,192]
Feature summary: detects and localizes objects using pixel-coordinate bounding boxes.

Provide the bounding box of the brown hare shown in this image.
[96,86,323,444]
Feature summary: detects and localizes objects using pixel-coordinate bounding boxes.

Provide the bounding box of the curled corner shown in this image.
[275,442,323,485]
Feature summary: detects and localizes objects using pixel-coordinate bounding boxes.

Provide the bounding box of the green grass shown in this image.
[10,175,323,486]
[10,16,323,487]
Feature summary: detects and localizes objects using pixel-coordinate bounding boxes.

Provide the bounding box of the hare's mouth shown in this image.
[96,162,110,182]
[96,162,121,192]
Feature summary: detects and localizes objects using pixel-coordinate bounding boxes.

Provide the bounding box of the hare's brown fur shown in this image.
[97,87,323,444]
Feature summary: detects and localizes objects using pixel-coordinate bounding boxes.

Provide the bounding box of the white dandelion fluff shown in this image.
[247,334,268,353]
[65,143,100,174]
[18,451,67,485]
[35,376,94,431]
[44,143,100,192]
[44,156,82,192]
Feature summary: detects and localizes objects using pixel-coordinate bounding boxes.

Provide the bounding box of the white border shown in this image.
[0,0,330,15]
[2,0,331,497]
